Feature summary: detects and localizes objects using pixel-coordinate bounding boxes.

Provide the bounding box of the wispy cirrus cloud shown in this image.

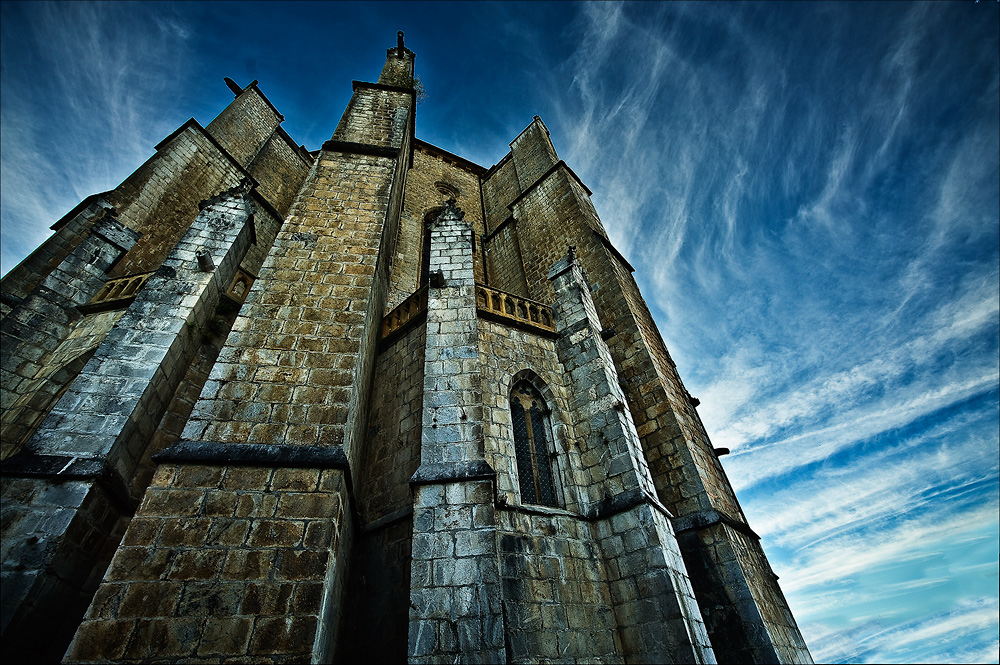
[808,597,1000,664]
[0,1,193,275]
[543,3,998,664]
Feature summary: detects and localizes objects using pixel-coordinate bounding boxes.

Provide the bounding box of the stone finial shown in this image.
[397,31,405,58]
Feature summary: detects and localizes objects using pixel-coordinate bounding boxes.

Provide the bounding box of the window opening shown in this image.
[510,382,558,507]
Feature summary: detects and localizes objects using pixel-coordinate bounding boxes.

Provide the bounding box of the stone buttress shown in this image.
[59,41,415,663]
[1,184,258,662]
[1,70,308,661]
[547,251,714,664]
[407,201,505,664]
[479,118,813,664]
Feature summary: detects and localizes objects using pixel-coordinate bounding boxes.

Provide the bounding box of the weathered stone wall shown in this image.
[0,476,132,663]
[1,309,122,460]
[1,83,300,467]
[63,463,352,664]
[497,509,620,664]
[27,191,255,487]
[389,142,486,309]
[477,321,576,508]
[0,196,108,318]
[183,152,396,453]
[483,221,529,297]
[69,53,418,663]
[481,155,520,232]
[332,85,412,149]
[358,323,425,522]
[547,252,714,664]
[248,129,311,217]
[408,202,505,663]
[232,200,280,280]
[104,124,247,279]
[509,117,559,190]
[1,188,257,662]
[1,212,139,460]
[489,123,809,663]
[205,85,283,168]
[378,44,415,87]
[677,523,813,664]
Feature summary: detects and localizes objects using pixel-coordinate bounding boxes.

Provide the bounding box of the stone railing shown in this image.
[379,283,557,344]
[476,285,556,334]
[381,285,429,340]
[79,271,156,313]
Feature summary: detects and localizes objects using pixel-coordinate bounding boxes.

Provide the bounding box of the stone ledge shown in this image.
[154,440,350,470]
[672,508,761,541]
[496,501,579,519]
[495,489,674,523]
[587,488,673,521]
[320,139,401,159]
[409,459,496,486]
[0,453,136,512]
[352,80,417,97]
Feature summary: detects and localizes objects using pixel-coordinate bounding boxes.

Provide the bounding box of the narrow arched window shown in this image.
[510,381,558,507]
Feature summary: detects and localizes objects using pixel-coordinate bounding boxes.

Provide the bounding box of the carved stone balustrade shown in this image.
[381,285,429,342]
[379,283,558,348]
[78,271,156,314]
[476,284,557,336]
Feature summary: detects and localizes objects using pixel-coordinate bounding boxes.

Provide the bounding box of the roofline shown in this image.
[413,138,487,175]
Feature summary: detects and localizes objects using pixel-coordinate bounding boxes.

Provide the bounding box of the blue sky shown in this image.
[1,2,998,662]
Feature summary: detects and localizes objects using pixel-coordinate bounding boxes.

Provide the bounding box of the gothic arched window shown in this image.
[510,381,558,507]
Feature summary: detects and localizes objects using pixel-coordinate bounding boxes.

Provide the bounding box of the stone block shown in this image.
[276,549,328,580]
[167,549,225,580]
[117,580,183,618]
[247,519,304,548]
[65,619,135,661]
[125,617,200,659]
[240,582,294,616]
[198,616,253,656]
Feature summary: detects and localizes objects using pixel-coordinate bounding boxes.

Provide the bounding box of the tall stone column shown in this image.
[61,37,416,663]
[408,200,505,664]
[1,203,139,459]
[2,183,255,663]
[548,250,715,665]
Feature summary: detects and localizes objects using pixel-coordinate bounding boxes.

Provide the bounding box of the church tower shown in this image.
[1,34,811,664]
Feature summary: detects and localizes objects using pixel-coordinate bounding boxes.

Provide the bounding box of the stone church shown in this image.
[1,34,811,664]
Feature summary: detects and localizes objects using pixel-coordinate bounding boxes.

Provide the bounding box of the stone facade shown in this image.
[1,34,811,664]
